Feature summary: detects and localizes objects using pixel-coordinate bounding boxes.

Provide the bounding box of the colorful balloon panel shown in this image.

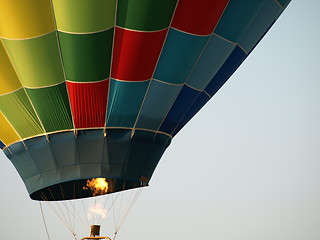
[111,28,168,81]
[58,30,114,82]
[0,0,55,39]
[0,41,22,94]
[0,112,20,146]
[154,29,210,85]
[116,0,177,31]
[67,80,109,128]
[0,0,291,200]
[0,89,45,138]
[171,0,229,35]
[52,0,116,33]
[107,80,149,128]
[2,32,65,88]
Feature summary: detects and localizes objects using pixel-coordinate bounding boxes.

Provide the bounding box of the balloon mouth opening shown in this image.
[30,178,148,201]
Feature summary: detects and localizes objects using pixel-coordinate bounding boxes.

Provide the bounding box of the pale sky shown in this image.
[1,1,320,240]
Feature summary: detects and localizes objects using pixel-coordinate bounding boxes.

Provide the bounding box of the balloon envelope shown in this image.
[0,0,291,200]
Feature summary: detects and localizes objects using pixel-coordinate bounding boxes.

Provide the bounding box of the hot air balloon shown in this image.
[0,0,291,238]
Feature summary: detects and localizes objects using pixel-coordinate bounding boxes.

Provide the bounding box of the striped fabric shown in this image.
[0,0,290,148]
[0,0,291,199]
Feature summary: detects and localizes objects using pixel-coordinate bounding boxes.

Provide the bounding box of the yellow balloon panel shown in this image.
[0,111,21,146]
[0,0,55,39]
[52,0,116,33]
[2,32,65,88]
[0,41,22,95]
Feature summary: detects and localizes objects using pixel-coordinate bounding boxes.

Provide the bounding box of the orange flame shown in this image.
[83,178,109,196]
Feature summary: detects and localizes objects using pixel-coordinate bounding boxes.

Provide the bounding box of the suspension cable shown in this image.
[82,199,90,227]
[40,195,76,234]
[62,201,74,232]
[115,188,143,234]
[55,201,73,231]
[116,191,124,228]
[46,202,76,234]
[111,194,118,231]
[113,231,118,240]
[39,202,51,240]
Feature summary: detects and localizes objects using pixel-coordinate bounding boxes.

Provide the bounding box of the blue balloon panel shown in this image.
[159,85,201,134]
[205,46,247,96]
[186,34,236,90]
[173,92,211,136]
[135,80,182,131]
[107,79,150,128]
[238,0,283,52]
[154,28,209,84]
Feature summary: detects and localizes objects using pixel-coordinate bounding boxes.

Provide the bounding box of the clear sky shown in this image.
[1,1,320,239]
